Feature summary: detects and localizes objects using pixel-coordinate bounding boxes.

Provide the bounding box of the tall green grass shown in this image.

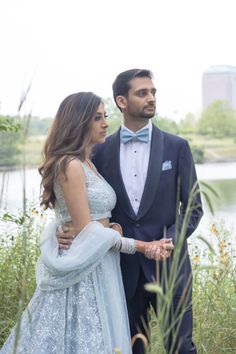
[192,223,236,354]
[0,208,235,353]
[146,221,236,354]
[143,181,236,354]
[0,208,43,349]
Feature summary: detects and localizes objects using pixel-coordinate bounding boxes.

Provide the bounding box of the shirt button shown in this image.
[134,174,137,177]
[135,223,140,228]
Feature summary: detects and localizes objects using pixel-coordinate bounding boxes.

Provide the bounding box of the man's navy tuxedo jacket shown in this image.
[93,124,203,299]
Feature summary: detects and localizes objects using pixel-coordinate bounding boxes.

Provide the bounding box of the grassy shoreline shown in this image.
[0,133,236,169]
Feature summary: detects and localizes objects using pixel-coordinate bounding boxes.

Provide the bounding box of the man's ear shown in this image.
[116,96,127,111]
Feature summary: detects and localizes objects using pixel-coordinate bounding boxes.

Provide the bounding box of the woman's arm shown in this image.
[110,223,174,261]
[57,164,174,261]
[58,159,91,233]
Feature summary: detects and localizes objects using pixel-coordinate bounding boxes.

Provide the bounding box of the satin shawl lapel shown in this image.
[136,125,164,220]
[107,130,137,220]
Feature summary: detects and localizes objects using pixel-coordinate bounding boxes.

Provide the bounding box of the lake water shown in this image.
[1,162,236,246]
[193,162,236,238]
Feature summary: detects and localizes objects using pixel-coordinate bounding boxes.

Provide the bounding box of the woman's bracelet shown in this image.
[112,237,136,254]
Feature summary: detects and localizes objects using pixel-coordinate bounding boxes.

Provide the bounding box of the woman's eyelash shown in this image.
[95,114,108,120]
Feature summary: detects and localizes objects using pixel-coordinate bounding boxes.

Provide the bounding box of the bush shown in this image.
[0,132,22,166]
[190,145,205,164]
[153,116,179,134]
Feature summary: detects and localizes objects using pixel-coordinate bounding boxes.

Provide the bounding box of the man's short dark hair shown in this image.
[112,69,153,110]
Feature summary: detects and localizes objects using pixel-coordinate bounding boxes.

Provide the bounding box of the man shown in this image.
[92,69,203,354]
[58,69,203,353]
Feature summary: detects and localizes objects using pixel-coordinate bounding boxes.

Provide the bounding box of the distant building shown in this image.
[202,65,236,110]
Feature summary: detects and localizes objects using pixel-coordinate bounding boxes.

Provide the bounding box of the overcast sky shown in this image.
[0,0,236,120]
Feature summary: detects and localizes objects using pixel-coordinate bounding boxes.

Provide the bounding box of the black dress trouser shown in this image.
[126,270,197,354]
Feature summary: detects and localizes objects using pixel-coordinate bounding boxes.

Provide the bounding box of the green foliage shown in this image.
[153,116,179,134]
[1,211,30,225]
[146,185,236,353]
[0,114,51,167]
[148,235,236,354]
[198,100,236,138]
[103,97,121,120]
[27,116,53,136]
[104,100,181,136]
[0,203,235,353]
[1,98,236,167]
[0,131,22,166]
[192,222,236,353]
[107,116,122,135]
[179,112,198,134]
[0,116,21,133]
[0,208,44,348]
[190,145,205,164]
[1,114,52,137]
[193,268,236,353]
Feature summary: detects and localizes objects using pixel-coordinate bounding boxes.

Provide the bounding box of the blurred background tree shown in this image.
[0,116,21,166]
[198,100,236,138]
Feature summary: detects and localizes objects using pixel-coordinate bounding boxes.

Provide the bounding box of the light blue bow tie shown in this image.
[120,127,149,144]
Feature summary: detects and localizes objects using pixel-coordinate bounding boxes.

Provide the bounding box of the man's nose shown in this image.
[147,93,156,103]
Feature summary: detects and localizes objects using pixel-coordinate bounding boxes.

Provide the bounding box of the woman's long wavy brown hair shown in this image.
[39,92,101,209]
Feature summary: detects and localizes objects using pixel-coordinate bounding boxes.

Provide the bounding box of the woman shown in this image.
[0,92,174,354]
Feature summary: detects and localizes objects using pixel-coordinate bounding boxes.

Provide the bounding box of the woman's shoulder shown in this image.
[57,157,86,184]
[66,157,84,170]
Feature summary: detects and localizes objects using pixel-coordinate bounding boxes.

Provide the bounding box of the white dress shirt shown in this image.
[120,121,152,214]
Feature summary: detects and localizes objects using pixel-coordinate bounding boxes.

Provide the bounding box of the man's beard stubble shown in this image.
[128,106,156,120]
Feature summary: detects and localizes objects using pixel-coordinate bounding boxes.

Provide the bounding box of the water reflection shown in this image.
[206,179,236,212]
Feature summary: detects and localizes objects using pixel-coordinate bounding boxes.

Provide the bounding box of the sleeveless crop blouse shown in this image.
[53,161,117,224]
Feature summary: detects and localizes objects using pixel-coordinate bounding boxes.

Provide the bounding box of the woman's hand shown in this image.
[144,239,174,261]
[57,222,77,250]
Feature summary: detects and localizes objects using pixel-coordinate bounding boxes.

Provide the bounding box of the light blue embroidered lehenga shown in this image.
[0,163,132,354]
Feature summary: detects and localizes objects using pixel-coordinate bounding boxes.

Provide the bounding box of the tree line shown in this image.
[1,99,236,166]
[103,98,236,138]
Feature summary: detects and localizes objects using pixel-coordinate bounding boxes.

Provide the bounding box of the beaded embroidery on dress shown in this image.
[0,162,132,354]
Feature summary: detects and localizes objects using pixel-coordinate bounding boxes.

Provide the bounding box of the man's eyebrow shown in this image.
[134,87,156,93]
[135,88,148,92]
